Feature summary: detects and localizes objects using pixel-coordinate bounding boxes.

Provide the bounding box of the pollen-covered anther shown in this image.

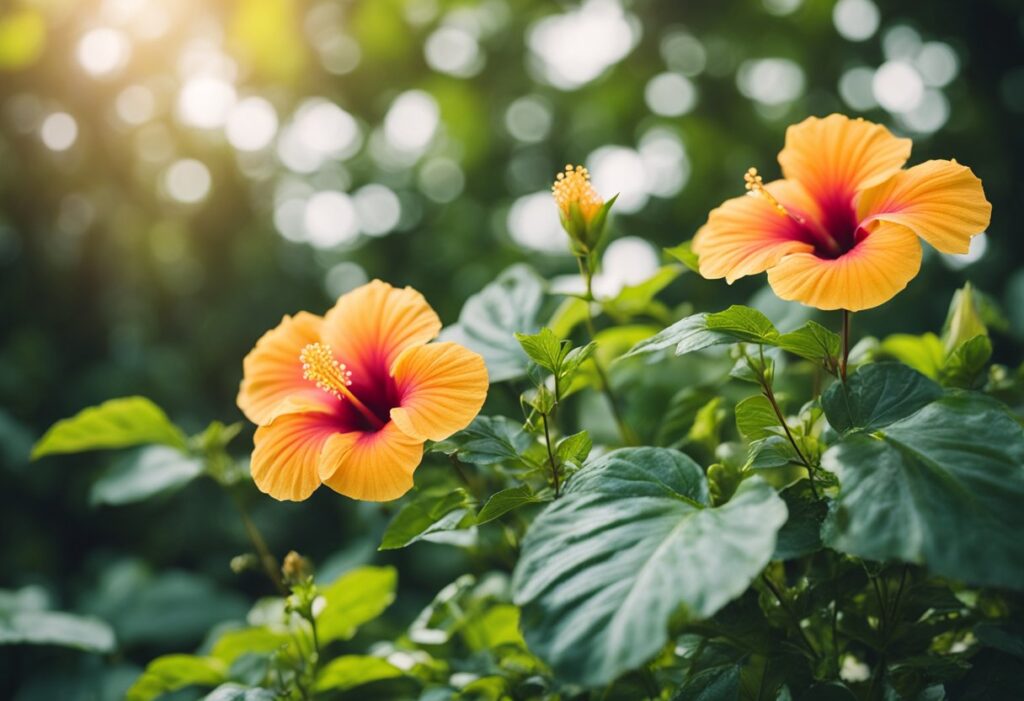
[300,342,354,400]
[552,164,604,221]
[744,167,800,222]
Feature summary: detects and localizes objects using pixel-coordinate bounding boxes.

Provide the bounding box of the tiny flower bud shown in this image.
[552,164,614,253]
[281,550,313,585]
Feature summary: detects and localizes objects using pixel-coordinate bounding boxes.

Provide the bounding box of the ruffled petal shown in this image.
[693,180,817,284]
[251,412,339,501]
[779,114,911,203]
[856,159,992,255]
[766,221,922,312]
[389,342,489,442]
[320,280,442,391]
[318,422,424,502]
[238,312,327,425]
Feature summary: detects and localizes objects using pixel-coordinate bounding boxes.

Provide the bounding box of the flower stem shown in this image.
[840,310,852,382]
[230,490,286,595]
[541,411,561,497]
[576,254,637,446]
[762,573,818,660]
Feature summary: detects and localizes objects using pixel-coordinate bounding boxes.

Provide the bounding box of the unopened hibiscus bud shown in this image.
[552,164,616,254]
[282,550,313,585]
[943,283,988,354]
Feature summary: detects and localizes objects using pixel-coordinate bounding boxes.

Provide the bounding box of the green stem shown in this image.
[762,573,818,660]
[576,255,637,446]
[840,310,852,382]
[230,490,286,595]
[756,349,820,499]
[541,412,561,497]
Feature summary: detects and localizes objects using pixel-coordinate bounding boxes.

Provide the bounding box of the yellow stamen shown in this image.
[743,167,791,217]
[300,343,384,429]
[552,164,603,222]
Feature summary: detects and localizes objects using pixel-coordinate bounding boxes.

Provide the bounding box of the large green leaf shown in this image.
[512,448,787,686]
[823,394,1024,588]
[440,264,543,382]
[431,415,533,465]
[0,609,116,652]
[317,566,397,644]
[314,655,404,692]
[90,446,204,506]
[379,488,473,550]
[622,313,733,359]
[704,305,780,344]
[126,654,226,701]
[32,397,188,458]
[821,363,943,435]
[476,484,546,524]
[778,321,841,368]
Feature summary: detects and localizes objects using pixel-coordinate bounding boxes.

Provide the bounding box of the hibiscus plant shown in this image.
[24,115,1024,701]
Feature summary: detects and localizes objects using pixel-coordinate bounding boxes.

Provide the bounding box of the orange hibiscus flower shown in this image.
[237,281,489,502]
[692,114,992,311]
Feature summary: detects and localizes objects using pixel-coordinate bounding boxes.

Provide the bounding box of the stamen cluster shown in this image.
[300,342,353,399]
[552,164,603,222]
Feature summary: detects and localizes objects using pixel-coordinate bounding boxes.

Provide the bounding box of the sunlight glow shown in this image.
[41,112,78,151]
[77,28,131,77]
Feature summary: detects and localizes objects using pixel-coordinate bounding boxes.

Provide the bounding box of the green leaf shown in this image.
[314,655,404,692]
[203,684,276,701]
[602,265,682,320]
[126,655,226,701]
[431,415,533,465]
[823,394,1024,589]
[317,566,398,644]
[821,363,943,435]
[879,333,945,378]
[210,627,291,665]
[556,430,592,466]
[622,313,733,359]
[774,482,826,560]
[746,435,795,470]
[32,397,189,459]
[939,335,992,388]
[705,305,780,345]
[656,387,718,447]
[89,446,204,506]
[379,489,473,550]
[476,484,546,524]
[735,395,778,441]
[778,321,841,368]
[512,447,787,686]
[515,327,567,374]
[440,264,543,383]
[666,240,700,273]
[0,609,116,653]
[672,663,741,701]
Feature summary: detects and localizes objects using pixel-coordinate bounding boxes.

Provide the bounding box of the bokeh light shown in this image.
[40,112,78,151]
[77,27,131,77]
[163,159,211,203]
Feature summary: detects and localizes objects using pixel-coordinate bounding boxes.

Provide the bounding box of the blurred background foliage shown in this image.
[2,0,1023,696]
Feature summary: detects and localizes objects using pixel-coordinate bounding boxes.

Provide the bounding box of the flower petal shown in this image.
[856,159,992,255]
[238,312,328,425]
[766,222,922,311]
[251,412,339,501]
[321,280,442,389]
[389,342,489,442]
[779,114,911,203]
[319,422,424,501]
[693,180,816,284]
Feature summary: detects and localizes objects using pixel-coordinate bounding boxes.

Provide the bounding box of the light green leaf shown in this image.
[203,684,276,701]
[735,395,778,441]
[939,335,992,388]
[515,327,568,374]
[89,446,204,506]
[210,627,291,664]
[32,397,189,459]
[823,394,1024,589]
[476,484,546,525]
[622,313,733,359]
[666,240,700,273]
[556,430,592,466]
[821,363,943,435]
[380,490,473,550]
[746,435,795,470]
[942,283,988,354]
[705,305,780,345]
[778,321,841,369]
[439,264,543,383]
[879,333,945,378]
[0,609,116,653]
[602,265,682,320]
[317,566,398,644]
[431,415,533,465]
[126,655,226,701]
[512,448,787,686]
[314,655,403,692]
